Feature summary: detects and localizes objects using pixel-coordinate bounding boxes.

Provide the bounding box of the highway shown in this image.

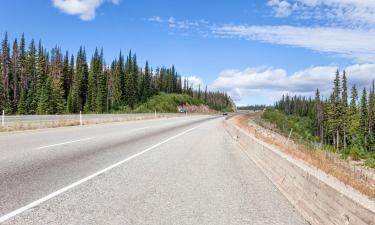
[0,115,307,225]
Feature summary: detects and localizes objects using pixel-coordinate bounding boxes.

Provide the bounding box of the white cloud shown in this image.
[210,64,375,104]
[267,0,293,17]
[212,25,375,63]
[52,0,120,21]
[148,16,375,63]
[267,0,375,27]
[182,76,204,90]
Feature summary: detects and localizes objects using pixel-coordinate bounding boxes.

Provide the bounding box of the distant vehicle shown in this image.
[179,109,187,113]
[223,112,228,116]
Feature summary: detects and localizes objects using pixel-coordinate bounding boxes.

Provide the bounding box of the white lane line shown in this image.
[36,138,93,150]
[131,126,152,132]
[0,123,204,223]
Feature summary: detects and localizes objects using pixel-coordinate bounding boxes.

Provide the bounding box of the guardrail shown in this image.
[0,111,191,128]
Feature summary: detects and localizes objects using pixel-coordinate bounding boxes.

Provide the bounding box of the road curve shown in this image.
[0,115,307,224]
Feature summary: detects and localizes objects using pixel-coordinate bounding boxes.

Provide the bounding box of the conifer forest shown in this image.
[0,33,231,115]
[274,70,375,154]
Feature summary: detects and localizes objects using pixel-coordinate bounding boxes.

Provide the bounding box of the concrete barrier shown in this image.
[224,120,375,225]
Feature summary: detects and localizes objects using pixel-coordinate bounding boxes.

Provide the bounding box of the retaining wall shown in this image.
[224,119,375,225]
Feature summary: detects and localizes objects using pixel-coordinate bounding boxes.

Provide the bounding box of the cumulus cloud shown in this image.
[210,64,375,103]
[52,0,120,21]
[182,76,204,90]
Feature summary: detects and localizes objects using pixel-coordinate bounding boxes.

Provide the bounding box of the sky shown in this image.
[1,0,375,106]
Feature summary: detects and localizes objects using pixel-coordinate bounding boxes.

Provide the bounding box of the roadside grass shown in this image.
[262,109,375,169]
[230,113,375,199]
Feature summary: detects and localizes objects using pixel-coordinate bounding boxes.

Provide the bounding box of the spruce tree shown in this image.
[348,85,360,145]
[61,51,70,100]
[26,39,37,114]
[1,32,12,113]
[95,49,106,113]
[360,88,369,149]
[341,71,348,148]
[37,75,52,114]
[112,53,123,109]
[17,34,27,114]
[85,48,100,112]
[11,39,19,113]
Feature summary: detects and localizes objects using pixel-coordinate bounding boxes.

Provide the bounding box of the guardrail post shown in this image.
[1,110,4,126]
[80,111,83,126]
[285,128,293,146]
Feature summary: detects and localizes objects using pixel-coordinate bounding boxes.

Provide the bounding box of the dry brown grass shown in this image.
[230,113,375,199]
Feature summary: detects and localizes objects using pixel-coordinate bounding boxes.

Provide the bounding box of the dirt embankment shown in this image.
[230,112,375,199]
[178,104,216,113]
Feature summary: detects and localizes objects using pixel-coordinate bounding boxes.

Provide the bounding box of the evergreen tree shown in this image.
[36,41,48,113]
[341,71,349,148]
[360,88,369,149]
[61,51,70,100]
[85,48,100,112]
[1,32,11,113]
[314,89,324,142]
[11,39,19,113]
[37,76,52,114]
[95,49,106,113]
[112,53,123,109]
[17,34,27,114]
[348,85,360,145]
[26,39,37,114]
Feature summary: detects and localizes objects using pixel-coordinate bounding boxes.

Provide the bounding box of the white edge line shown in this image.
[0,123,204,223]
[36,138,94,150]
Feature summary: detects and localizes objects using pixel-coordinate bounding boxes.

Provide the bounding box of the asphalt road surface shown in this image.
[0,115,307,224]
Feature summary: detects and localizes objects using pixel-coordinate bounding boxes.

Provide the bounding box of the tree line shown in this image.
[0,33,231,114]
[275,70,375,152]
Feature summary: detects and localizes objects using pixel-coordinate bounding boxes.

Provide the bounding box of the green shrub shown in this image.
[349,146,361,161]
[116,93,205,113]
[365,157,375,169]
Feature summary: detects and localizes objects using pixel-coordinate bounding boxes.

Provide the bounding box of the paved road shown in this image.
[0,116,307,224]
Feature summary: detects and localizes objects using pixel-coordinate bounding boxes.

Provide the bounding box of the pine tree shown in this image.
[61,51,70,100]
[112,53,123,109]
[26,39,37,114]
[95,49,106,113]
[37,75,52,115]
[332,70,341,149]
[11,39,20,113]
[85,48,100,112]
[36,41,48,113]
[341,71,349,149]
[124,51,137,108]
[1,32,12,113]
[348,85,360,145]
[360,88,369,149]
[368,81,375,135]
[314,89,324,142]
[17,34,27,114]
[140,61,151,102]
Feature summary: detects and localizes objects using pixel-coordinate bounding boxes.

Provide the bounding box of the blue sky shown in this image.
[1,0,375,105]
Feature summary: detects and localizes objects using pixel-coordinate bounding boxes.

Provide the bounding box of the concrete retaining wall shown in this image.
[224,120,375,225]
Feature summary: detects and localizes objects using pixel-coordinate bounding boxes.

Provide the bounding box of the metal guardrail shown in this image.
[0,110,187,126]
